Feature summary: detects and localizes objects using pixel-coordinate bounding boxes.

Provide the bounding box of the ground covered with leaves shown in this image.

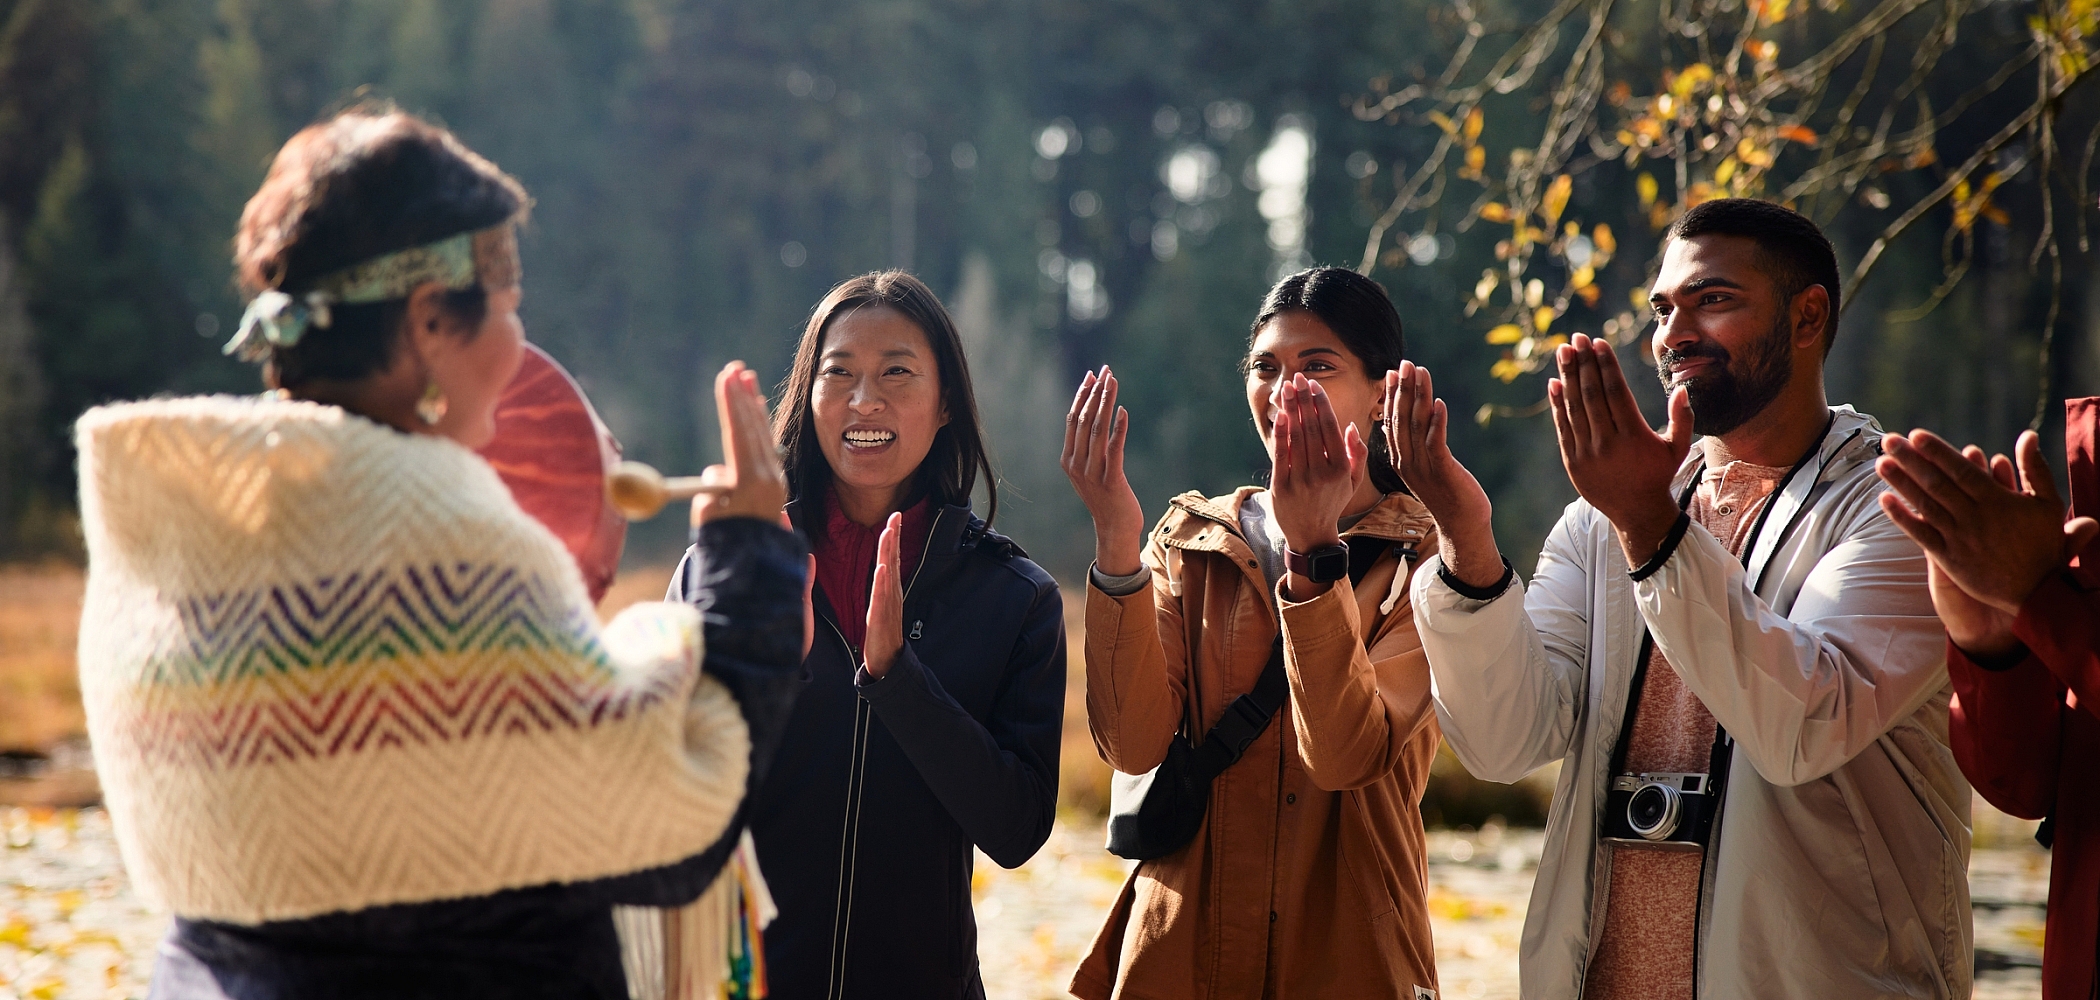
[0,807,2051,999]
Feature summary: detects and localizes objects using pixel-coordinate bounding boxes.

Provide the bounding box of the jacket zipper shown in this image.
[823,509,946,998]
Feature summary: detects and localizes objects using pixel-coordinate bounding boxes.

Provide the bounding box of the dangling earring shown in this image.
[417,380,448,426]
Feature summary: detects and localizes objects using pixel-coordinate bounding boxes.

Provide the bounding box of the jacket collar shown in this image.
[1669,405,1886,589]
[785,495,989,592]
[1158,486,1437,552]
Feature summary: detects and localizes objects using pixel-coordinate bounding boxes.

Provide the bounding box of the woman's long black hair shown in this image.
[775,271,997,539]
[1252,267,1409,495]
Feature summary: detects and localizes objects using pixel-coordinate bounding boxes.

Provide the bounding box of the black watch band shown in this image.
[1285,543,1350,583]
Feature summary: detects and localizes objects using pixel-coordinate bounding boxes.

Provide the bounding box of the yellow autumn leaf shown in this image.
[1543,174,1573,226]
[1687,181,1716,206]
[1465,144,1487,174]
[1714,156,1738,187]
[1594,223,1618,255]
[1637,173,1659,209]
[1776,124,1819,146]
[1761,0,1792,24]
[1577,283,1603,306]
[1572,266,1596,289]
[1427,111,1459,136]
[1480,201,1513,223]
[1737,137,1775,168]
[1464,107,1484,144]
[1534,306,1557,332]
[1669,63,1715,103]
[1475,272,1499,302]
[1490,358,1526,383]
[1486,323,1525,345]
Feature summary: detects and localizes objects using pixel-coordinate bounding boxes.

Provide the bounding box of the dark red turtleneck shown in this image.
[811,489,935,653]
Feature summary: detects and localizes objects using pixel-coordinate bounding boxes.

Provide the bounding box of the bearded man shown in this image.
[1386,198,1971,998]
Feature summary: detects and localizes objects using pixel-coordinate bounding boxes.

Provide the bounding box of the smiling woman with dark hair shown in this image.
[669,270,1065,999]
[1064,266,1442,999]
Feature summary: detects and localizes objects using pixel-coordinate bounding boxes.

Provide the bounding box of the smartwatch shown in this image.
[1285,543,1350,583]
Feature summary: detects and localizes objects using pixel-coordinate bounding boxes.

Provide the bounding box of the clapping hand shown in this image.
[1549,334,1694,568]
[690,361,791,526]
[1876,429,2100,656]
[1061,367,1147,578]
[1270,373,1367,599]
[1382,361,1504,588]
[863,512,907,678]
[689,361,812,658]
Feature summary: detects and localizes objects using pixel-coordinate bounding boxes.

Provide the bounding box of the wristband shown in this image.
[1627,512,1693,583]
[1439,556,1515,601]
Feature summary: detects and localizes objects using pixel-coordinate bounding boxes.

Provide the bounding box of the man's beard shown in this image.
[1656,315,1794,437]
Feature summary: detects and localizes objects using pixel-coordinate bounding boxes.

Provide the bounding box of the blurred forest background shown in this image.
[3,0,2100,580]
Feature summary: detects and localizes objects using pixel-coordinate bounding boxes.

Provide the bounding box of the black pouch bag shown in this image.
[1104,638,1286,860]
[1104,536,1401,861]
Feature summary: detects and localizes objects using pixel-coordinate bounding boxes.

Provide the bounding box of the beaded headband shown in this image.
[225,225,520,362]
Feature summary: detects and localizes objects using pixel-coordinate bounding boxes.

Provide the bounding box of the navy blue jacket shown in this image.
[156,518,809,1000]
[669,501,1064,1000]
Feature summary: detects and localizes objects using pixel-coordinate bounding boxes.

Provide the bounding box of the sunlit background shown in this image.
[3,0,2093,995]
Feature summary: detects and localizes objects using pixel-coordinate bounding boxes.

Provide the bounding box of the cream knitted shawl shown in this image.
[75,395,749,925]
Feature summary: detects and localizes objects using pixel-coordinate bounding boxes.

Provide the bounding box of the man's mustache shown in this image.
[1657,343,1731,369]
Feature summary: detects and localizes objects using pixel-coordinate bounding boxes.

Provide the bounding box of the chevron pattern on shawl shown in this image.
[75,395,752,924]
[116,562,689,770]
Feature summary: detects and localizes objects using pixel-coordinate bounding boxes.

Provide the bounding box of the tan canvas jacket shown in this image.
[1072,488,1443,1000]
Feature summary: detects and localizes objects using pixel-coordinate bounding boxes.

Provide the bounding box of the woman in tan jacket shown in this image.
[1062,267,1441,1000]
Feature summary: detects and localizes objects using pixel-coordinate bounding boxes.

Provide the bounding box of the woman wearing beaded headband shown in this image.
[73,106,806,999]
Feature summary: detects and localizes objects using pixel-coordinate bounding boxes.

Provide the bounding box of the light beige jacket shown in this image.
[1413,407,1972,999]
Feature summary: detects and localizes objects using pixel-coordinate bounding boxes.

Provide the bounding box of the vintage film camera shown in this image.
[1602,770,1718,849]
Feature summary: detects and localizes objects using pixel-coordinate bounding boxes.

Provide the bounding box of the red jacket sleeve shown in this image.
[1948,572,2100,820]
[2012,572,2100,711]
[1947,639,2062,820]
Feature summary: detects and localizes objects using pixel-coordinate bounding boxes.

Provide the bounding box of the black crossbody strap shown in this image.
[1189,637,1287,779]
[1186,536,1402,780]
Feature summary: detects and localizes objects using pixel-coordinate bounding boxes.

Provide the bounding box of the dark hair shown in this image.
[1252,267,1408,495]
[233,104,529,388]
[775,271,997,535]
[1666,198,1841,354]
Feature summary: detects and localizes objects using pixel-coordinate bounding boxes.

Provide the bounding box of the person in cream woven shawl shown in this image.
[73,106,808,1000]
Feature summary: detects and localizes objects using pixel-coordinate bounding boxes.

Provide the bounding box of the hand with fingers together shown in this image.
[690,361,792,526]
[1061,366,1147,579]
[690,361,813,656]
[1271,373,1368,601]
[1875,428,2100,656]
[1548,333,1696,569]
[862,511,909,679]
[1382,361,1504,589]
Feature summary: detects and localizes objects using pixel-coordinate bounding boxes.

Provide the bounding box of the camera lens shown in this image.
[1627,782,1681,841]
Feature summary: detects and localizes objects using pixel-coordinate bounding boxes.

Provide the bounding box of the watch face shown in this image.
[1309,547,1349,582]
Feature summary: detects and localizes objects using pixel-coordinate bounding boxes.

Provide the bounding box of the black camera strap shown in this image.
[1612,417,1837,804]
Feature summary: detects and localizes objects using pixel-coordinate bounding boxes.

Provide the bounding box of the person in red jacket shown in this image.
[1874,399,2100,999]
